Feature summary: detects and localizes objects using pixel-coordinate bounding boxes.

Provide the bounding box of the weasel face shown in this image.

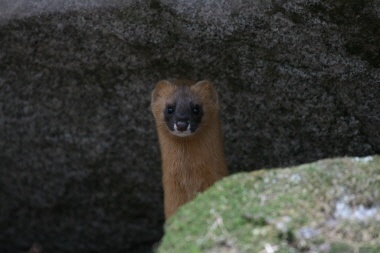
[164,91,204,137]
[151,79,219,138]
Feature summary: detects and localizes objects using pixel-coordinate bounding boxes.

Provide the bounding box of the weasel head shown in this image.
[151,80,219,138]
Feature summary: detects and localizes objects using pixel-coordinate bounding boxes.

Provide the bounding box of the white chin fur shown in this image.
[172,124,192,137]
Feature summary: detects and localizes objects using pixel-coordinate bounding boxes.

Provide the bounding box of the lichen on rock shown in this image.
[159,156,380,252]
[0,0,379,252]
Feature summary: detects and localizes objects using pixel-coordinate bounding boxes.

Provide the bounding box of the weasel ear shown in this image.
[151,80,174,103]
[192,80,219,104]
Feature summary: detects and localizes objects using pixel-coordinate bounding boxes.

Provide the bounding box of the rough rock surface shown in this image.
[159,156,380,252]
[0,0,379,252]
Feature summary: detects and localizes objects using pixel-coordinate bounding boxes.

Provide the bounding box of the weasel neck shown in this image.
[158,124,225,172]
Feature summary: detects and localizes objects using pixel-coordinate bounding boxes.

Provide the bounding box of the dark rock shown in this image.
[0,0,379,252]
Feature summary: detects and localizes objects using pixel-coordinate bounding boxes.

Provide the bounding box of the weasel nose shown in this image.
[176,121,189,131]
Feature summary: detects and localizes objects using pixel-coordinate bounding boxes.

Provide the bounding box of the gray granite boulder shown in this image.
[0,0,379,252]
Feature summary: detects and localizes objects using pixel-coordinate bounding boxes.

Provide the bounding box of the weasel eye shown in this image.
[192,106,200,115]
[167,106,174,114]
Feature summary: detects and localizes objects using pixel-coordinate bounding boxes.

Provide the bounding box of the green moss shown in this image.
[158,156,380,252]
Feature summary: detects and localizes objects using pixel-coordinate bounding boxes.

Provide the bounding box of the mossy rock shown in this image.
[158,156,380,253]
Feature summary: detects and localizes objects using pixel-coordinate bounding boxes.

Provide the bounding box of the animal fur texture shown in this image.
[151,79,228,219]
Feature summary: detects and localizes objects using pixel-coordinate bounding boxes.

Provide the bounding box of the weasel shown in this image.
[151,79,228,219]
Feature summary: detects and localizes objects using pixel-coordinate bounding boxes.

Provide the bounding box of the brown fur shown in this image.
[151,79,228,219]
